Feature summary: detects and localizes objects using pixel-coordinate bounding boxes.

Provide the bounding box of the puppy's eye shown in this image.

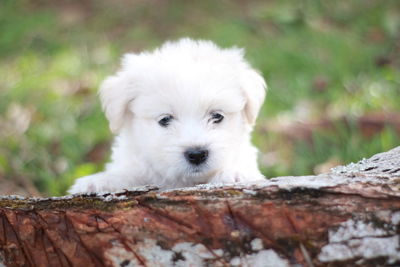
[210,112,224,124]
[158,115,173,127]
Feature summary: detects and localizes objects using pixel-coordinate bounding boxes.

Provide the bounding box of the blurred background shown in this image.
[1,0,399,196]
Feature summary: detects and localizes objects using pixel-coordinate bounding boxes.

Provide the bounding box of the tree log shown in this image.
[1,147,400,267]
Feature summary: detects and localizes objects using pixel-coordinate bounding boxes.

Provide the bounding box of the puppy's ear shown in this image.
[240,68,267,125]
[99,74,135,133]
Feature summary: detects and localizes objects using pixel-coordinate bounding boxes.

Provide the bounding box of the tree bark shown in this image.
[1,147,400,267]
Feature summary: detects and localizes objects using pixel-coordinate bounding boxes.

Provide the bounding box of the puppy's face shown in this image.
[100,39,266,186]
[127,69,248,185]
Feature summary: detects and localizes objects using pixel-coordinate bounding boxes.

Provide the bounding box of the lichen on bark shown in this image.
[1,147,400,266]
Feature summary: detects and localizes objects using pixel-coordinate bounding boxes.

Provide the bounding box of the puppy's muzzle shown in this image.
[184,147,208,165]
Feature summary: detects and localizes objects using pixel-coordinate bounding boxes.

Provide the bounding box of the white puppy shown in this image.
[68,38,266,193]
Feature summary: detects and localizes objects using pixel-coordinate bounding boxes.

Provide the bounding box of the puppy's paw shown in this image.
[68,173,116,194]
[210,171,265,184]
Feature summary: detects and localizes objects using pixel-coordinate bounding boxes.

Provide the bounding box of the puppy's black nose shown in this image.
[184,148,208,165]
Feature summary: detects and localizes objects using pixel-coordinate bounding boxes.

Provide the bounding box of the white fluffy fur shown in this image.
[68,38,266,193]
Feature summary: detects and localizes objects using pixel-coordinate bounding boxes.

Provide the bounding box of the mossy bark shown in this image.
[1,147,400,267]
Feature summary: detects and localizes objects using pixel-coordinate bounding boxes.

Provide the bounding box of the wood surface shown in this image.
[1,147,400,266]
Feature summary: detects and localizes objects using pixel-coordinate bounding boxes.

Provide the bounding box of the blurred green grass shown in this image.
[1,0,399,195]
